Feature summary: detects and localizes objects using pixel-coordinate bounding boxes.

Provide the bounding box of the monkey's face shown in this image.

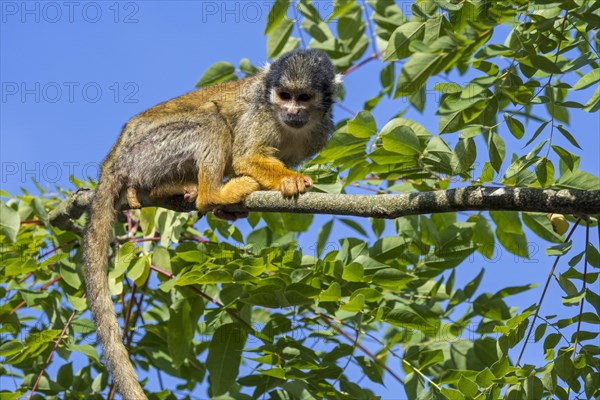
[272,88,317,129]
[264,49,340,131]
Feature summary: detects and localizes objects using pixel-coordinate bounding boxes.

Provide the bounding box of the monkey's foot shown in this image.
[182,184,198,202]
[127,187,142,209]
[280,175,313,197]
[213,209,249,221]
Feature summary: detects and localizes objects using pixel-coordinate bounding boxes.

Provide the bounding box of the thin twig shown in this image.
[361,0,379,56]
[516,218,581,366]
[126,279,149,348]
[6,276,63,318]
[122,282,138,346]
[28,295,85,398]
[572,222,589,358]
[343,51,383,76]
[308,306,404,386]
[402,359,442,392]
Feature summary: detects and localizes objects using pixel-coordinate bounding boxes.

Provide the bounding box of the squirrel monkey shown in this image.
[83,49,341,399]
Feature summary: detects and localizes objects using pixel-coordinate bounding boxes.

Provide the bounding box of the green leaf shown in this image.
[355,355,383,384]
[433,82,462,94]
[264,0,290,34]
[128,255,150,286]
[557,274,578,297]
[281,213,313,232]
[68,343,100,364]
[340,293,364,312]
[464,269,484,298]
[31,197,48,225]
[586,289,600,317]
[572,69,600,90]
[525,120,550,147]
[478,161,496,184]
[534,157,554,187]
[504,113,525,139]
[382,126,421,155]
[587,242,600,268]
[384,21,425,61]
[140,207,156,237]
[522,213,563,243]
[528,54,562,74]
[316,220,333,257]
[66,294,87,311]
[583,85,600,112]
[343,262,364,282]
[556,169,600,190]
[441,388,465,400]
[453,137,476,175]
[347,110,377,139]
[475,368,495,388]
[320,282,342,302]
[195,62,236,87]
[56,362,73,389]
[267,18,295,58]
[207,323,247,396]
[486,131,506,172]
[394,52,443,97]
[0,202,20,243]
[339,218,367,237]
[534,323,547,342]
[551,145,576,171]
[152,246,172,274]
[0,340,24,357]
[490,211,529,258]
[176,270,232,286]
[419,349,444,369]
[546,241,572,256]
[556,125,581,149]
[168,300,193,368]
[258,367,286,379]
[470,214,495,259]
[458,376,479,397]
[236,59,258,79]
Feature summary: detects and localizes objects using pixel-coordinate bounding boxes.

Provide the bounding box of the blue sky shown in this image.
[2,1,599,398]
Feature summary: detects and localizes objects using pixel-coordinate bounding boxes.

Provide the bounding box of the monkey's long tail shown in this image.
[83,174,147,400]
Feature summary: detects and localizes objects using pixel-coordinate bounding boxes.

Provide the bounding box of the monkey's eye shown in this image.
[297,93,312,102]
[278,92,292,101]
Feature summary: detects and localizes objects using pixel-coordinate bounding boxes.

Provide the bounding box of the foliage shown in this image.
[2,0,600,399]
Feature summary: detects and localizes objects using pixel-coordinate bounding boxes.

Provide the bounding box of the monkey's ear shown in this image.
[262,62,272,73]
[334,73,344,85]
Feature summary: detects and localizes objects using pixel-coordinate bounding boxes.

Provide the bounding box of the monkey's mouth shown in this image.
[282,116,308,129]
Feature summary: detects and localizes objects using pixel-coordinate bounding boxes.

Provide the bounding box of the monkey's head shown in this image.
[264,49,341,130]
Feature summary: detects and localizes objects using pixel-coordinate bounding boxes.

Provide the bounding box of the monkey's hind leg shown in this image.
[127,187,142,209]
[204,176,260,220]
[197,172,261,212]
[149,181,198,202]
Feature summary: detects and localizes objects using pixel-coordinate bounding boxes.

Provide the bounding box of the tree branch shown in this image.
[48,187,600,228]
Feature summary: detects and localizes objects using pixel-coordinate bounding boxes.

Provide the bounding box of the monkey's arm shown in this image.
[233,155,312,197]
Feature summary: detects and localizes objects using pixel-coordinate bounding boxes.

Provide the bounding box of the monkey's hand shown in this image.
[280,174,312,197]
[234,156,314,198]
